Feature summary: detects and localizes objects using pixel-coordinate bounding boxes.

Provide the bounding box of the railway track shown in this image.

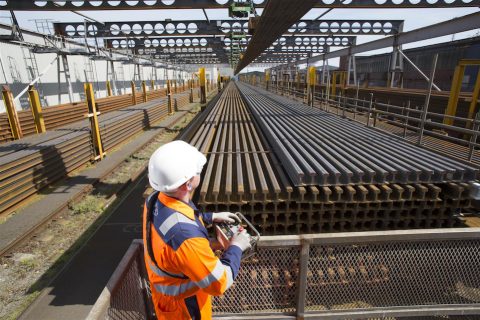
[189,82,475,235]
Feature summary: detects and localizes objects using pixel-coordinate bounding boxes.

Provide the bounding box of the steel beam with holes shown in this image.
[105,37,224,50]
[105,36,354,54]
[53,19,401,38]
[5,0,480,10]
[132,46,326,56]
[53,20,246,38]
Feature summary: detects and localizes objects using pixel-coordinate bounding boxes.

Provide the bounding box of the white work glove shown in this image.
[212,212,240,224]
[230,230,252,252]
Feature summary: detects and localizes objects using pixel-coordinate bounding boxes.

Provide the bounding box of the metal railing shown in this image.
[88,229,480,319]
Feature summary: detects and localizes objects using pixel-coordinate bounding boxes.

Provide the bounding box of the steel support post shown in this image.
[467,68,480,125]
[468,112,480,161]
[307,67,316,107]
[142,80,148,103]
[84,83,105,160]
[445,65,465,125]
[189,79,194,103]
[265,70,270,91]
[167,80,173,114]
[131,81,137,105]
[322,58,327,85]
[389,45,404,88]
[199,67,206,104]
[217,73,221,93]
[418,54,439,146]
[27,85,46,134]
[106,81,113,97]
[367,93,374,127]
[2,85,23,139]
[331,72,337,98]
[296,70,300,94]
[295,240,310,320]
[107,60,118,95]
[151,79,155,91]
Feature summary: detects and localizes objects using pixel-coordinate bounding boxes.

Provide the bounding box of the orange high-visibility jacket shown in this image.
[142,192,242,320]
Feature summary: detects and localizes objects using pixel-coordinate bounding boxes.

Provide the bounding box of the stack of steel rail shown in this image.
[192,82,475,235]
[0,86,199,143]
[0,91,192,215]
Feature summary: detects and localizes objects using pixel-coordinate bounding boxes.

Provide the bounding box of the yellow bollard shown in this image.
[106,81,113,97]
[308,66,316,107]
[1,85,23,140]
[142,80,148,103]
[28,85,46,134]
[131,81,137,105]
[84,83,105,160]
[199,68,206,104]
[265,70,270,91]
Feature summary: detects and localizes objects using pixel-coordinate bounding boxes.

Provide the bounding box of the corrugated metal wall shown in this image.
[353,37,480,90]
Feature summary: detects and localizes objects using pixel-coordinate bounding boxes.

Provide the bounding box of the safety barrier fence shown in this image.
[260,81,480,165]
[87,228,480,320]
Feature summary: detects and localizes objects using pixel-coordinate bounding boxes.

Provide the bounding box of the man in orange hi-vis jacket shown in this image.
[143,140,251,320]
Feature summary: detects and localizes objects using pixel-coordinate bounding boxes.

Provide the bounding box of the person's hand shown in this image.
[212,212,240,224]
[230,230,252,252]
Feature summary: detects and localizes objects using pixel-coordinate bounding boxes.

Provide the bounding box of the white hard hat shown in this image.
[148,140,207,192]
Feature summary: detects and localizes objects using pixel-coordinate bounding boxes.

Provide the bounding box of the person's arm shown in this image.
[200,212,213,226]
[175,236,242,296]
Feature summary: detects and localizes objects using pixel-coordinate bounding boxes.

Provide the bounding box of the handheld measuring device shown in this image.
[214,212,260,260]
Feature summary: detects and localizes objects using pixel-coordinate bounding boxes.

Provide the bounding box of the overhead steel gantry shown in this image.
[4,0,479,10]
[235,0,319,73]
[54,17,401,66]
[53,19,403,38]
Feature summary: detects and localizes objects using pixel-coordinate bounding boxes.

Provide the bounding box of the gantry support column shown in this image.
[199,67,206,104]
[28,85,46,134]
[167,80,173,114]
[296,69,300,93]
[2,85,23,139]
[307,66,316,107]
[85,83,105,160]
[265,70,270,91]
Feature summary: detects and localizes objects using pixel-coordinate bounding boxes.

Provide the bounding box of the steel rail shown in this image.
[238,82,478,187]
[0,88,199,215]
[187,82,473,235]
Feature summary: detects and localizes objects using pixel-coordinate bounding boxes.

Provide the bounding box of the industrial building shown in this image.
[0,1,480,320]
